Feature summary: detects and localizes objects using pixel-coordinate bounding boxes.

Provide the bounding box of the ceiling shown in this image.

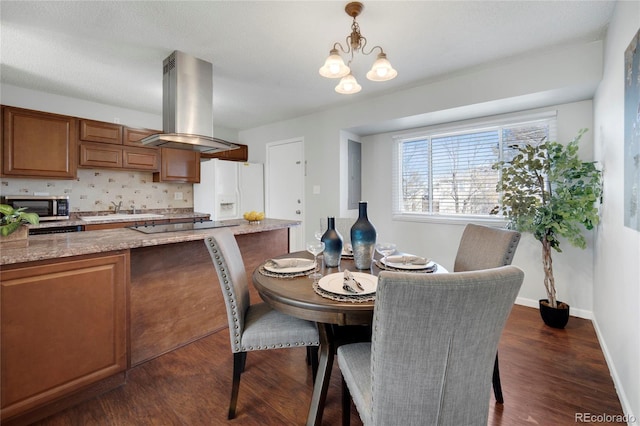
[0,1,616,132]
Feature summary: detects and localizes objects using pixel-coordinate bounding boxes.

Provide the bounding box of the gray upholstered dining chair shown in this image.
[337,266,524,426]
[454,223,521,403]
[204,228,320,419]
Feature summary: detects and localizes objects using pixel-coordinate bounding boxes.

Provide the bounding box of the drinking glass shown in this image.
[376,242,397,265]
[314,230,324,241]
[306,241,325,280]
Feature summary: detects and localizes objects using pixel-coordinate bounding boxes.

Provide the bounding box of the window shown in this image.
[392,112,556,221]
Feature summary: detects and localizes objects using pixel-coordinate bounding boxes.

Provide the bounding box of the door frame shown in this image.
[265,137,305,251]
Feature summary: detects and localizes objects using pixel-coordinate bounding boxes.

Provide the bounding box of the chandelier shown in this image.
[319,2,397,95]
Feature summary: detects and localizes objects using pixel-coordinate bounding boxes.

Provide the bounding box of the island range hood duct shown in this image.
[141,50,238,153]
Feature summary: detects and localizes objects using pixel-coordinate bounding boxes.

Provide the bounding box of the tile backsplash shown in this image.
[1,169,194,213]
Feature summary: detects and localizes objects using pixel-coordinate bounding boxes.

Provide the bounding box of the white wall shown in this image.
[362,100,596,317]
[593,1,640,422]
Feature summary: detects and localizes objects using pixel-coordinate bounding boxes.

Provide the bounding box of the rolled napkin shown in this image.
[385,255,429,265]
[270,258,314,269]
[343,269,364,293]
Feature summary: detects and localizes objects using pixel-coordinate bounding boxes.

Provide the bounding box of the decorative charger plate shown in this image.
[318,272,377,296]
[264,258,316,274]
[341,250,354,258]
[381,256,434,270]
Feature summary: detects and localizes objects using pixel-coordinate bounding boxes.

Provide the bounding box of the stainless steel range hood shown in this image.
[141,50,239,153]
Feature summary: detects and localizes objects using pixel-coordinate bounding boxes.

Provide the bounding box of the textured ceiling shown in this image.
[0,1,615,131]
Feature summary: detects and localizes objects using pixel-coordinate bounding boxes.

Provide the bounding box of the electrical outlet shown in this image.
[174,192,183,200]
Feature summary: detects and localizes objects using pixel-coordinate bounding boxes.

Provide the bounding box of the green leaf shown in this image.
[1,222,21,236]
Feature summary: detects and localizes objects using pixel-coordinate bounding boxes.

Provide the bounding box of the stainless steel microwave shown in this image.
[1,195,70,221]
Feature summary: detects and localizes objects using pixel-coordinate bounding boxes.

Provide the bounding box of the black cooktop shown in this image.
[128,220,238,234]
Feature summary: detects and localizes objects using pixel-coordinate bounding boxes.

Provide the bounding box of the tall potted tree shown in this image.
[493,129,603,328]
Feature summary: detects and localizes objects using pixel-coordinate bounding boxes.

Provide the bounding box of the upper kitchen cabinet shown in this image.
[200,143,248,162]
[1,106,77,179]
[123,127,158,147]
[79,119,122,144]
[78,123,160,172]
[79,142,159,171]
[154,148,200,183]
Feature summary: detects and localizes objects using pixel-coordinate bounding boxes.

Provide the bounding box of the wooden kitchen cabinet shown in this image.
[123,126,158,147]
[2,106,165,175]
[0,252,128,422]
[123,145,160,170]
[79,141,159,171]
[1,106,77,179]
[79,122,160,172]
[79,119,122,144]
[79,141,122,168]
[154,148,200,183]
[201,143,248,162]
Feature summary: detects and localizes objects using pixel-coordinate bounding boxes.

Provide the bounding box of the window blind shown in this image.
[392,111,557,219]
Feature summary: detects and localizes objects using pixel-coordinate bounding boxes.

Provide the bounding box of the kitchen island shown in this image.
[0,218,299,425]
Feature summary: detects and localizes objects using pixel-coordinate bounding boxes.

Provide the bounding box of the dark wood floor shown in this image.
[33,305,623,426]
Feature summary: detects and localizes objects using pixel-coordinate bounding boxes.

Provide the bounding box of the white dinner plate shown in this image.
[381,256,435,270]
[264,258,316,274]
[318,272,378,296]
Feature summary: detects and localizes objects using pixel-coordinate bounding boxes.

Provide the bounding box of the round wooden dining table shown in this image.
[252,251,445,426]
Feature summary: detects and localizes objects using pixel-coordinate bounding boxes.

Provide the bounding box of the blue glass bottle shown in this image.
[350,202,376,269]
[321,217,343,267]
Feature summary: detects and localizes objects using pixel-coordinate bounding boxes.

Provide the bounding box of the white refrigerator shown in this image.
[194,159,264,221]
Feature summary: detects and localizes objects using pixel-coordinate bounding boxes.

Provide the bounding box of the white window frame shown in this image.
[391,111,557,225]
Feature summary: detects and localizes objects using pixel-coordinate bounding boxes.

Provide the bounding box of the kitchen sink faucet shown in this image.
[111,201,122,213]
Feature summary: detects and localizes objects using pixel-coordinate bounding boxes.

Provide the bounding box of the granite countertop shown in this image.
[1,218,300,266]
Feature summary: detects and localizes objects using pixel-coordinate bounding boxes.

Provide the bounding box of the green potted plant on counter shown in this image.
[1,204,40,248]
[493,129,603,328]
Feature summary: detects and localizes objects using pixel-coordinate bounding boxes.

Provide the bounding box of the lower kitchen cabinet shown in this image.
[0,252,128,423]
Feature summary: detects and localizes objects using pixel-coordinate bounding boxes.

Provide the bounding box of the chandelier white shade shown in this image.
[366,52,398,81]
[335,73,362,94]
[319,48,351,78]
[319,2,397,94]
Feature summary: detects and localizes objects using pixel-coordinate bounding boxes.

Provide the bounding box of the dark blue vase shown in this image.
[321,217,343,267]
[350,202,376,269]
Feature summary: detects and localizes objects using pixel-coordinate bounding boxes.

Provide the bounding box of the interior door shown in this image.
[266,138,304,252]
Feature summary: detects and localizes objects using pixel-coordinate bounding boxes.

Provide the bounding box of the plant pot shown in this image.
[539,299,570,329]
[0,224,29,248]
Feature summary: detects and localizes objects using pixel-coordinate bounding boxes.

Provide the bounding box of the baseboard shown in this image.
[591,317,638,425]
[515,297,593,319]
